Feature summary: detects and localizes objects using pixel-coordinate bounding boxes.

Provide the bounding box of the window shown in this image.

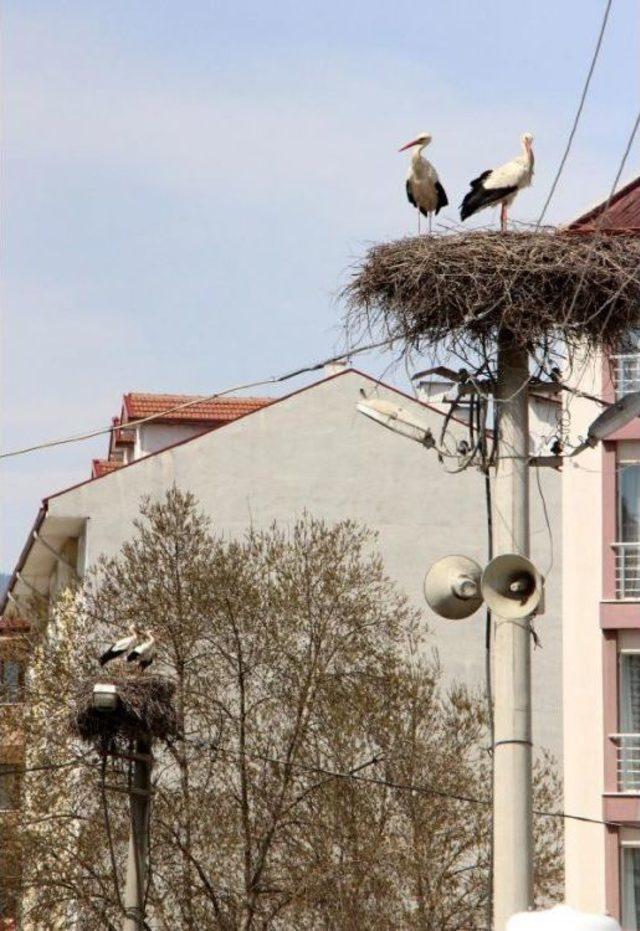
[616,463,640,598]
[0,659,23,704]
[614,330,640,398]
[623,846,640,929]
[619,655,640,792]
[0,764,18,810]
[620,465,640,543]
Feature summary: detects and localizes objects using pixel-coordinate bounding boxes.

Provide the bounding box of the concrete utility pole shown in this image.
[492,331,533,930]
[123,737,152,931]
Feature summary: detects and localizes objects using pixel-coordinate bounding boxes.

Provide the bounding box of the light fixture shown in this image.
[587,390,640,442]
[356,397,435,447]
[570,390,640,457]
[92,683,119,711]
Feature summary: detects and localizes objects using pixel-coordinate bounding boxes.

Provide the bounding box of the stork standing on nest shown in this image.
[460,132,534,231]
[100,624,139,667]
[399,132,448,234]
[127,629,156,671]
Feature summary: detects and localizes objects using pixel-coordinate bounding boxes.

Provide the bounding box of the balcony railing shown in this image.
[613,542,640,599]
[612,353,640,398]
[611,734,640,793]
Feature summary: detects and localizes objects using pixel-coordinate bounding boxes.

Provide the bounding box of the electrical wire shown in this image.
[0,337,399,461]
[179,736,618,828]
[555,104,640,433]
[562,105,640,332]
[535,0,614,228]
[0,756,92,777]
[534,465,555,578]
[3,737,624,830]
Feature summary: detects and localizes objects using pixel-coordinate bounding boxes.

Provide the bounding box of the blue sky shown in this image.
[2,0,638,567]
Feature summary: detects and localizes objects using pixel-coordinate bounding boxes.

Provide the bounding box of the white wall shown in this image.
[137,422,210,457]
[46,371,563,758]
[562,357,605,912]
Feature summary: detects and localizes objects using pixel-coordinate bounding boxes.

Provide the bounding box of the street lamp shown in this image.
[92,683,119,711]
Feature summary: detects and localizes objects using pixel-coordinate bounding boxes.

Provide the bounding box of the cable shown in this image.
[534,465,554,578]
[0,757,90,777]
[181,737,621,829]
[562,105,640,331]
[561,105,640,428]
[482,446,494,931]
[0,337,398,461]
[536,0,614,228]
[4,738,623,830]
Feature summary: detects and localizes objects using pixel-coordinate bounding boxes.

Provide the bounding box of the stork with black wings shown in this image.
[399,132,448,234]
[460,132,534,231]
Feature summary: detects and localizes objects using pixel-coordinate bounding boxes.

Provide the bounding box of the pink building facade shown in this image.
[563,178,640,929]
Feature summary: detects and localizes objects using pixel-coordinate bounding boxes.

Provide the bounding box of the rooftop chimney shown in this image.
[325,360,349,377]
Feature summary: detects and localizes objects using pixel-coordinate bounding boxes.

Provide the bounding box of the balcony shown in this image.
[613,543,640,600]
[612,353,640,398]
[611,734,640,793]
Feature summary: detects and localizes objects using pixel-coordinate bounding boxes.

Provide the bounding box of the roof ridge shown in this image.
[568,174,640,230]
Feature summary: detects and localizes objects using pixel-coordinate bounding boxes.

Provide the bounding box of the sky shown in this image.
[2,0,639,569]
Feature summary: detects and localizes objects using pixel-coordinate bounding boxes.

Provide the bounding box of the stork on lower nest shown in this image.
[100,626,156,671]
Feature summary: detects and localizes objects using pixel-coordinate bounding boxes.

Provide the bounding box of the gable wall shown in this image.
[48,372,563,757]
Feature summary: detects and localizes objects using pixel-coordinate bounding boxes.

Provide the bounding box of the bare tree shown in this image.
[13,489,562,929]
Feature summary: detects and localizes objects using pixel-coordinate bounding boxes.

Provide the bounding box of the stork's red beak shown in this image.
[398,137,422,152]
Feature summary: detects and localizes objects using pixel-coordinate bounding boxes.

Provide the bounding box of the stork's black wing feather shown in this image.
[434,181,448,214]
[469,169,492,189]
[460,183,518,221]
[405,179,417,208]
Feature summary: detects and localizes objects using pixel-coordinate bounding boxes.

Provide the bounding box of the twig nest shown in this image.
[343,231,640,362]
[72,671,177,744]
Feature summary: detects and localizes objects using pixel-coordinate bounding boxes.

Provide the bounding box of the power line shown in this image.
[4,739,623,830]
[0,337,398,461]
[0,756,92,777]
[182,737,621,830]
[561,104,640,425]
[536,0,614,227]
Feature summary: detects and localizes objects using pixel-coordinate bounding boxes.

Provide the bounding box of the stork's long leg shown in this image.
[428,212,432,235]
[500,203,508,233]
[417,209,421,235]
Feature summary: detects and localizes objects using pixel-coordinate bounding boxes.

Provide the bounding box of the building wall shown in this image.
[562,357,606,912]
[46,371,563,758]
[136,422,210,458]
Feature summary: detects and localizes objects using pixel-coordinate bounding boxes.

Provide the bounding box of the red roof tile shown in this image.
[122,393,271,424]
[91,459,123,479]
[568,175,640,233]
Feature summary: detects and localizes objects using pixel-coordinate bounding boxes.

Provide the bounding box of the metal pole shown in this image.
[123,736,152,931]
[492,331,533,930]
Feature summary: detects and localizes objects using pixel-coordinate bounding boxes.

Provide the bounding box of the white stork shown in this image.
[127,629,156,671]
[99,624,139,667]
[399,132,448,234]
[460,132,534,231]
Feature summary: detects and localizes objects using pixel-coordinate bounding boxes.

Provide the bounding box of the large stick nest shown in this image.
[72,672,177,745]
[343,231,640,366]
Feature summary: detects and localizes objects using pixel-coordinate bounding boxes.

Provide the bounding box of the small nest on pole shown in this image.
[343,231,640,365]
[72,672,177,745]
